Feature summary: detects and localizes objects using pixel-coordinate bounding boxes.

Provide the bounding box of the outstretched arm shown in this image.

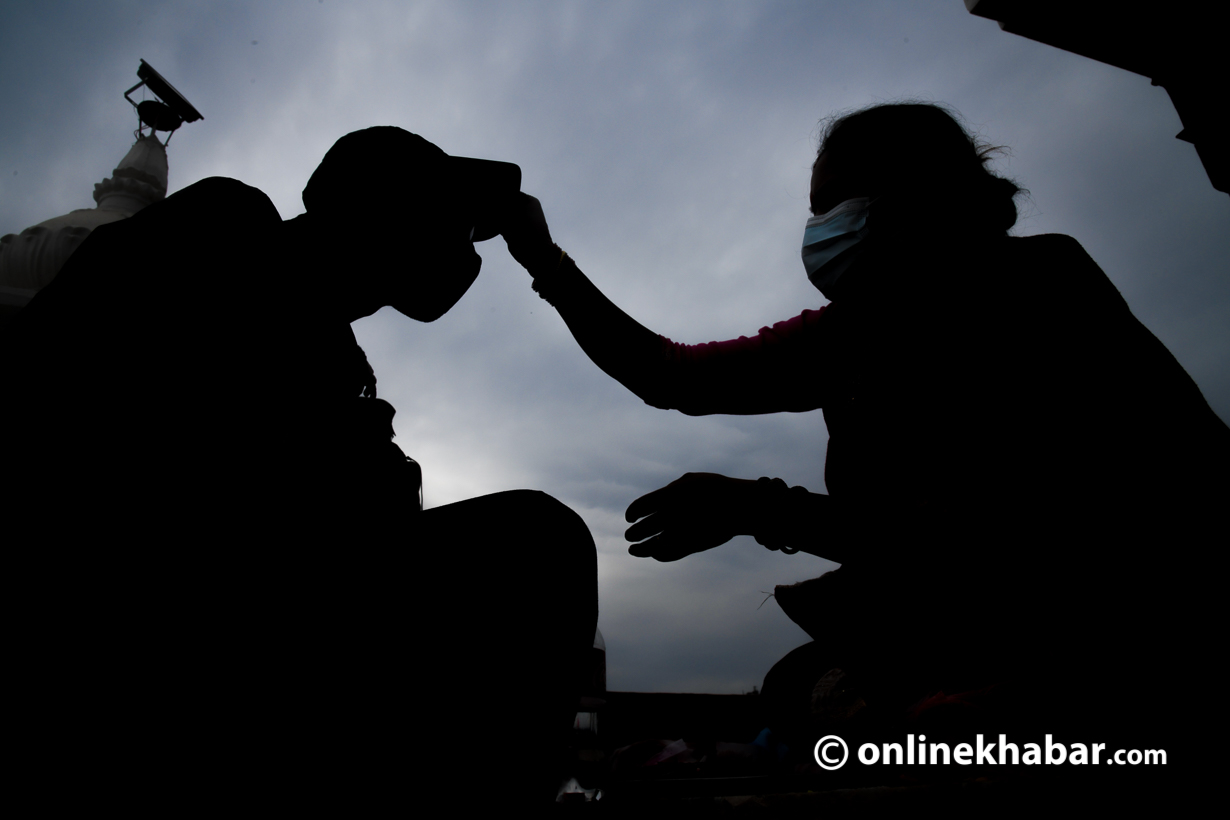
[501,194,828,415]
[501,194,682,407]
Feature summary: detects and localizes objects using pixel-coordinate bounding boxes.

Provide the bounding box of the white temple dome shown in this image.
[0,136,169,298]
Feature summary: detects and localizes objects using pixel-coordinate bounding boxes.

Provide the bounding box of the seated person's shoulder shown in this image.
[152,177,282,228]
[22,178,285,332]
[75,177,281,262]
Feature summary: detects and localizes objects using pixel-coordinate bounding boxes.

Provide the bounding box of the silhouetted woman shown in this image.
[501,103,1228,754]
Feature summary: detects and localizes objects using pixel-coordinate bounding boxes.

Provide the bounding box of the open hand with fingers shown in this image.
[625,472,760,561]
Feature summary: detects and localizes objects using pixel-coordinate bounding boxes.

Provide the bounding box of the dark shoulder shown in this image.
[20,178,286,335]
[991,233,1094,266]
[146,176,282,230]
[176,176,279,210]
[991,233,1128,308]
[1004,233,1098,266]
[71,177,282,259]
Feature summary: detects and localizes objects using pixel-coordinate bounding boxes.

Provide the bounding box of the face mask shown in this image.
[801,197,872,297]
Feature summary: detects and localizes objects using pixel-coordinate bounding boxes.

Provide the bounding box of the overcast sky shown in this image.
[3,1,1227,694]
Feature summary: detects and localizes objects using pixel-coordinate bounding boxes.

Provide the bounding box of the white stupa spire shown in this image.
[0,136,170,310]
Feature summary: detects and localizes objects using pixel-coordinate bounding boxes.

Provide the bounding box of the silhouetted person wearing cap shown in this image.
[2,127,596,809]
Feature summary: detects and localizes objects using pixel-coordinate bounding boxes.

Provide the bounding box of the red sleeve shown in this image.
[649,307,830,415]
[661,307,827,366]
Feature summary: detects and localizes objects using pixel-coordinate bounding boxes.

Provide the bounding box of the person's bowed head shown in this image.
[294,126,521,323]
